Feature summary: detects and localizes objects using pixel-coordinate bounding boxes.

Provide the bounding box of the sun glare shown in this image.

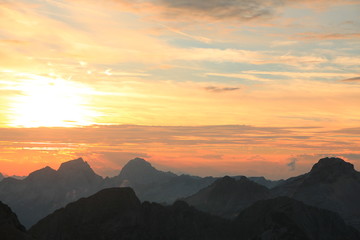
[10,74,99,127]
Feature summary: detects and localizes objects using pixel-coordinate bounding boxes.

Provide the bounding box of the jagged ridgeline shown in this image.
[1,157,360,239]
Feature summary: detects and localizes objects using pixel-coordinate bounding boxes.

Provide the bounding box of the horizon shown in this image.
[0,0,359,179]
[1,155,358,181]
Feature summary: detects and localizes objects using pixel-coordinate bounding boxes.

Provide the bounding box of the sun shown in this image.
[10,74,99,127]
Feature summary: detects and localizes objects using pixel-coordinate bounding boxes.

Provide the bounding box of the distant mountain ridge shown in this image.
[184,176,270,218]
[0,157,216,228]
[0,158,104,228]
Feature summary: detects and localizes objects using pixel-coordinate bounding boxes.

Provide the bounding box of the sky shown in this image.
[0,0,359,179]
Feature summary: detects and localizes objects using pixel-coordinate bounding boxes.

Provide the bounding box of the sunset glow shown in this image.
[0,0,359,179]
[8,74,99,127]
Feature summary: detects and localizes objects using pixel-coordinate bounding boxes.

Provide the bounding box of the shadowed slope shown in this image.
[235,196,360,240]
[184,176,270,218]
[0,201,32,240]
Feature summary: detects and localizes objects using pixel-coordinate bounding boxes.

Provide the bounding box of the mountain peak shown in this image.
[126,157,152,167]
[304,157,357,184]
[310,157,355,175]
[118,158,176,185]
[58,158,89,172]
[26,166,57,181]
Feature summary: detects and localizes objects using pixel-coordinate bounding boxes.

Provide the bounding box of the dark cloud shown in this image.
[287,157,297,170]
[204,86,240,92]
[342,76,360,82]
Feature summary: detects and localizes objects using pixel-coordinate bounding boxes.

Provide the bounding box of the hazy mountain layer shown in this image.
[105,157,216,203]
[0,158,104,228]
[184,176,270,218]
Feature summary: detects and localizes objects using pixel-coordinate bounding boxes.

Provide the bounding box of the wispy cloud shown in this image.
[287,157,297,171]
[295,32,360,40]
[342,76,360,82]
[204,86,241,93]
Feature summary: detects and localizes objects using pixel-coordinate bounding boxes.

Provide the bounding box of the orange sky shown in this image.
[0,0,359,179]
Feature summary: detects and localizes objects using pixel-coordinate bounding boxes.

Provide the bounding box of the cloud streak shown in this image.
[342,77,360,82]
[204,86,241,93]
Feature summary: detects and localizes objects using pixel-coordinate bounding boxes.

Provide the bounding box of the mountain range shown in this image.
[28,187,360,240]
[0,157,217,228]
[1,156,360,237]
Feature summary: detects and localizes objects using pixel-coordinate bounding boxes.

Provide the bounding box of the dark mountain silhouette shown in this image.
[3,155,360,234]
[29,187,360,240]
[273,157,360,230]
[184,176,270,218]
[30,187,234,240]
[234,196,360,240]
[0,157,215,228]
[116,157,177,185]
[0,158,104,228]
[0,201,32,240]
[106,158,216,203]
